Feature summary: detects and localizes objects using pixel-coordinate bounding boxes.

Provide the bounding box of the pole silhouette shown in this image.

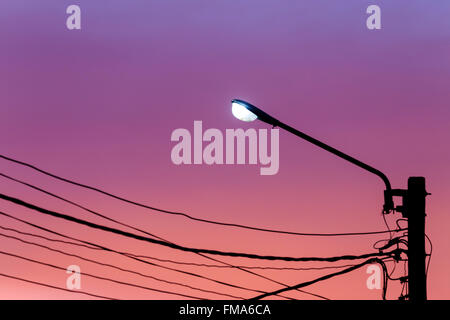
[405,177,428,302]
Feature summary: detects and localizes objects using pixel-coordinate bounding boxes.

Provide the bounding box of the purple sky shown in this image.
[1,0,449,299]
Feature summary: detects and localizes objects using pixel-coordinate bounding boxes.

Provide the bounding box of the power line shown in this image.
[1,158,401,300]
[0,222,330,301]
[0,225,241,298]
[0,156,410,300]
[0,193,401,263]
[0,156,395,299]
[0,224,101,251]
[0,223,356,271]
[0,155,405,237]
[0,210,290,299]
[0,272,117,300]
[132,256,357,272]
[0,156,403,299]
[425,233,432,285]
[0,230,242,299]
[0,249,208,300]
[0,172,326,299]
[0,228,334,301]
[0,172,163,241]
[251,258,388,300]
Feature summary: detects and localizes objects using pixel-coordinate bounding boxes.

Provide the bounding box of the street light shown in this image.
[231,98,429,302]
[231,98,394,213]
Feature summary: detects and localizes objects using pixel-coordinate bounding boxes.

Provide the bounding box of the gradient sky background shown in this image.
[1,0,449,300]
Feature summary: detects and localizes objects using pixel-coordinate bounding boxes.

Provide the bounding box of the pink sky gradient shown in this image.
[1,1,449,300]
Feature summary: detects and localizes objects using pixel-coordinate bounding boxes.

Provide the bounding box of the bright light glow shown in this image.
[232,102,257,122]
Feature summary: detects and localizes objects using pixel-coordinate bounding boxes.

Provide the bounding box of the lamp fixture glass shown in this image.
[231,101,257,122]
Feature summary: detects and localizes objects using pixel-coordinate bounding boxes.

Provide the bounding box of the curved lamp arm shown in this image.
[232,99,394,213]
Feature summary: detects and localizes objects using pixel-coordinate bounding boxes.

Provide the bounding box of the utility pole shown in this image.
[404,177,428,302]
